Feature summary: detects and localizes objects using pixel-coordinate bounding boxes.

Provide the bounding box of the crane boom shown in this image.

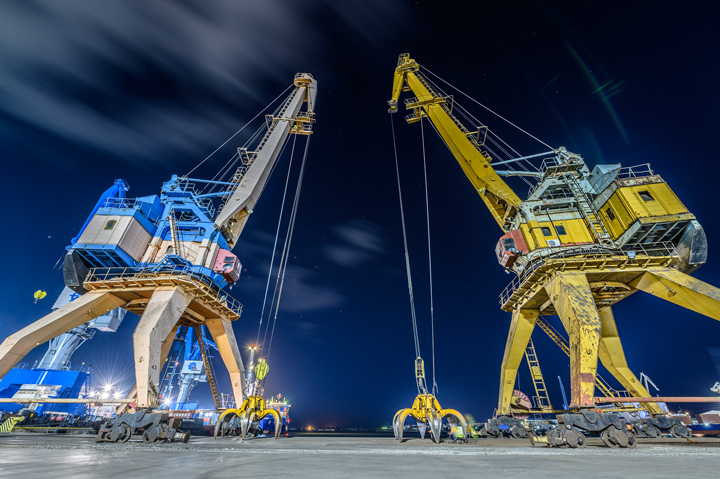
[214,73,317,246]
[389,54,521,230]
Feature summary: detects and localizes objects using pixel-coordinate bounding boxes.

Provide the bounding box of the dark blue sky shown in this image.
[1,1,719,427]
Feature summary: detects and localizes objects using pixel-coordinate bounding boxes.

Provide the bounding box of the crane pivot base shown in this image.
[633,416,692,438]
[482,416,528,438]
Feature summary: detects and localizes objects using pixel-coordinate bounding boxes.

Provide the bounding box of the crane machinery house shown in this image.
[64,176,243,293]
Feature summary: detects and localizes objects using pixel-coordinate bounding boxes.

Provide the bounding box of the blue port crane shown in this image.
[0,73,318,417]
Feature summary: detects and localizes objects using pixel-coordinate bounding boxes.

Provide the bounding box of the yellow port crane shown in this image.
[389,53,718,446]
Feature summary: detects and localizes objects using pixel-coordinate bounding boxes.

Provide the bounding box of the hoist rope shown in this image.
[265,135,311,362]
[256,133,298,346]
[390,114,423,393]
[38,252,66,295]
[420,65,554,151]
[419,117,438,396]
[417,73,538,193]
[420,72,540,186]
[259,140,297,349]
[183,83,294,178]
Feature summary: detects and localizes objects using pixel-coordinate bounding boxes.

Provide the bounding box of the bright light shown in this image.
[113,392,122,399]
[101,392,109,399]
[103,383,113,391]
[164,399,172,406]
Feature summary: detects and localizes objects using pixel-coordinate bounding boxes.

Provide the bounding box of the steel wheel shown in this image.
[565,428,586,448]
[119,424,132,443]
[670,424,692,439]
[626,431,638,448]
[601,428,619,448]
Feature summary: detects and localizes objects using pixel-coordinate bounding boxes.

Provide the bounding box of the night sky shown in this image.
[1,1,719,428]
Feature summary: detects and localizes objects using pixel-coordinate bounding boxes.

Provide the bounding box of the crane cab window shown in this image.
[502,238,515,249]
[541,227,553,236]
[638,191,654,202]
[606,208,616,221]
[166,246,174,254]
[104,220,117,230]
[555,225,567,236]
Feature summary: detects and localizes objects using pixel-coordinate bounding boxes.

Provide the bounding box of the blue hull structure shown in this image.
[0,365,90,416]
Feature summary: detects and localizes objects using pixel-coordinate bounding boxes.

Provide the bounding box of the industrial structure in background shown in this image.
[0,73,317,443]
[0,287,126,416]
[389,53,720,448]
[157,325,218,411]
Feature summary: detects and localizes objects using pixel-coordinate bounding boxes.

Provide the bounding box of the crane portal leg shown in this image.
[631,267,720,321]
[133,287,192,408]
[546,272,602,409]
[597,306,665,415]
[497,308,539,415]
[0,291,127,378]
[205,317,246,406]
[117,324,179,414]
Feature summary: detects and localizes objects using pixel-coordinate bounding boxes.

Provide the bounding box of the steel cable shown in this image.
[184,83,294,178]
[420,65,553,150]
[265,135,311,362]
[390,114,424,394]
[420,116,438,396]
[256,133,298,346]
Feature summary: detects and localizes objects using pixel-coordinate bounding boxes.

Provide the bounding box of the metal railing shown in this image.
[85,266,243,316]
[174,180,217,218]
[101,197,167,224]
[102,197,136,209]
[622,241,679,258]
[617,163,654,179]
[499,242,679,306]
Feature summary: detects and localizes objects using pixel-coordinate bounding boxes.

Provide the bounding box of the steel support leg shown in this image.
[118,324,180,414]
[133,287,192,408]
[546,272,602,408]
[631,267,720,321]
[497,308,539,415]
[0,291,127,377]
[597,307,665,415]
[205,317,246,405]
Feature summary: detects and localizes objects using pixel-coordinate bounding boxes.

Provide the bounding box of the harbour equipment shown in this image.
[95,410,190,443]
[0,72,317,429]
[214,360,282,439]
[388,53,718,447]
[0,287,126,416]
[158,325,219,410]
[524,339,552,412]
[33,291,47,304]
[0,415,25,433]
[389,118,467,443]
[393,392,468,443]
[213,81,315,440]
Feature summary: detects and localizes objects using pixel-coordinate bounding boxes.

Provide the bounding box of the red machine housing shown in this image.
[495,229,529,268]
[213,249,242,284]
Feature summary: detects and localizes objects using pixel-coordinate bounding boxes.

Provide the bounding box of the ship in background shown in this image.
[259,394,291,435]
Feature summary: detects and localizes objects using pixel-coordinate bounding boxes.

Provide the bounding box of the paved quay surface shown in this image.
[1,433,719,478]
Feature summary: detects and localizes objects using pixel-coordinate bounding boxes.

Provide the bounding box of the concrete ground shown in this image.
[1,432,719,478]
